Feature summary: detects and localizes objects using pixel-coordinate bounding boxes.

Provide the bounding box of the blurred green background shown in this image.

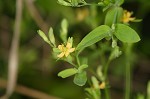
[0,0,150,99]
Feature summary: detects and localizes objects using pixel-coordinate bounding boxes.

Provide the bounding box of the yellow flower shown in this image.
[122,10,135,23]
[99,82,105,89]
[57,42,75,58]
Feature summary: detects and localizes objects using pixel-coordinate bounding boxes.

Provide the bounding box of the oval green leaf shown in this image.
[105,7,123,26]
[76,25,111,50]
[38,30,50,44]
[58,68,78,78]
[114,24,141,43]
[73,71,87,86]
[48,27,56,47]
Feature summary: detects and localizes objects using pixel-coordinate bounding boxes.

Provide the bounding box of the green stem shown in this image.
[104,59,111,79]
[104,87,110,99]
[103,10,118,99]
[103,8,120,99]
[103,59,111,99]
[125,44,132,99]
[76,54,80,67]
[65,60,77,68]
[125,60,130,99]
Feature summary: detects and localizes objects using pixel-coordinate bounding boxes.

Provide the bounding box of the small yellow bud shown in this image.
[99,82,106,89]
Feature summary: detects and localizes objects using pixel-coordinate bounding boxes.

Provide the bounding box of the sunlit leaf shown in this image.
[74,71,87,86]
[96,66,104,81]
[57,0,86,7]
[85,88,100,99]
[91,76,99,89]
[38,30,50,44]
[57,0,72,6]
[114,24,141,43]
[58,68,78,78]
[76,25,111,50]
[105,7,123,26]
[78,64,88,73]
[131,19,142,22]
[113,0,124,6]
[48,27,56,47]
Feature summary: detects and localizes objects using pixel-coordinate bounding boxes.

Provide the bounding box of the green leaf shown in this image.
[131,19,142,22]
[105,7,123,26]
[58,68,78,78]
[58,0,86,7]
[38,30,50,44]
[76,25,111,50]
[103,4,113,12]
[71,0,78,6]
[113,0,124,6]
[74,71,87,86]
[60,19,68,42]
[91,76,99,89]
[118,0,124,6]
[61,19,68,34]
[96,66,104,81]
[48,27,56,47]
[103,0,110,6]
[78,64,88,73]
[114,24,141,43]
[85,88,100,99]
[57,0,72,6]
[91,89,100,99]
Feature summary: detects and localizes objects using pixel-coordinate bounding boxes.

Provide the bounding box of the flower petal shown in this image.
[69,48,75,53]
[58,44,64,51]
[66,42,71,48]
[57,52,65,58]
[65,51,70,57]
[122,10,135,23]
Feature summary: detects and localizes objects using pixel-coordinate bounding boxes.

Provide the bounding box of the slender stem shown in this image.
[125,44,132,99]
[104,59,111,79]
[125,60,130,99]
[76,50,83,67]
[6,0,23,98]
[105,87,110,99]
[67,61,77,68]
[103,59,111,99]
[76,54,80,67]
[103,8,119,99]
